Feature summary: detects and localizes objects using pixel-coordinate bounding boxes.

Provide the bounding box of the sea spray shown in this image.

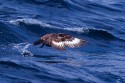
[13,42,33,56]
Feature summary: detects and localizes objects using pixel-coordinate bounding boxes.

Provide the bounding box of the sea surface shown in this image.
[0,0,125,83]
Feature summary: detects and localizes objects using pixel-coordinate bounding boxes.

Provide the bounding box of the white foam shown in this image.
[9,18,57,28]
[13,42,33,56]
[64,27,106,34]
[9,18,105,34]
[64,27,90,33]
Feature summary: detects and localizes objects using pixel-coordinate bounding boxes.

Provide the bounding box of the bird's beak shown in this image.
[33,39,43,46]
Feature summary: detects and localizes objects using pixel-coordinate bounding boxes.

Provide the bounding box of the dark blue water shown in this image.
[0,0,125,83]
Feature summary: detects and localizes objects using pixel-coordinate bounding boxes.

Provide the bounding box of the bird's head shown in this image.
[33,39,43,46]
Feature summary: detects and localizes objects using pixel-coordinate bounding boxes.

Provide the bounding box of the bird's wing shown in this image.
[64,37,85,48]
[51,39,65,50]
[51,34,85,50]
[58,33,85,48]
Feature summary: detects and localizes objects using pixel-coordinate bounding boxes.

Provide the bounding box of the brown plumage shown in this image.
[33,33,85,50]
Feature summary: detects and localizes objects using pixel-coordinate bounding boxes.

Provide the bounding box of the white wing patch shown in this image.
[52,41,65,50]
[64,38,82,48]
[51,38,84,50]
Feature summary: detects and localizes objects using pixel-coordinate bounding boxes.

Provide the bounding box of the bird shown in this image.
[33,33,85,50]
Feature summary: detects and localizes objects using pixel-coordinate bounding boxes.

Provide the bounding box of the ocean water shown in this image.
[0,0,125,83]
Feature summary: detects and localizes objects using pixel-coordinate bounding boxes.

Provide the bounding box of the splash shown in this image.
[8,18,121,40]
[9,18,97,34]
[13,42,33,56]
[9,18,57,28]
[64,27,91,33]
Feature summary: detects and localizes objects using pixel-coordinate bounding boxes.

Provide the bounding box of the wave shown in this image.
[87,0,125,4]
[65,0,124,18]
[64,27,117,40]
[1,0,125,83]
[35,0,66,8]
[10,0,66,8]
[0,22,25,44]
[9,18,56,28]
[9,18,124,41]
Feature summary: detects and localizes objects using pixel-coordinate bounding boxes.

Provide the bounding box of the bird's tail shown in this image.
[33,39,43,46]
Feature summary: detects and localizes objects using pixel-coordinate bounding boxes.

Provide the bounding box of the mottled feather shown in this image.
[33,33,85,50]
